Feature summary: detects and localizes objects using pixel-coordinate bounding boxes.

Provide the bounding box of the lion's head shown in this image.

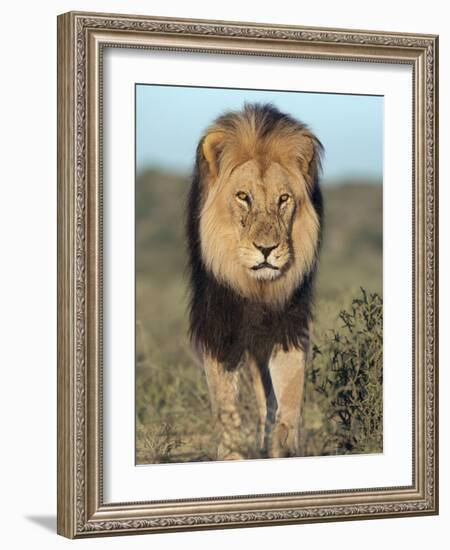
[195,103,323,308]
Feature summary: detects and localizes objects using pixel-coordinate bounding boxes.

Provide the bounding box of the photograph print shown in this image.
[135,85,383,465]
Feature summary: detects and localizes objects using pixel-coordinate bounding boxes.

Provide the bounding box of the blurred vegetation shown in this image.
[135,168,383,464]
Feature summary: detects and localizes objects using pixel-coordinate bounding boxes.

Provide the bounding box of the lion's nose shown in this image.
[253,242,279,259]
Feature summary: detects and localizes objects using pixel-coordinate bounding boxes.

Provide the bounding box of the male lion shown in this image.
[186,103,323,460]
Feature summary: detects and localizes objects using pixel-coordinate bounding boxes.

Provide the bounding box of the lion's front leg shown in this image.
[267,346,306,458]
[203,354,244,461]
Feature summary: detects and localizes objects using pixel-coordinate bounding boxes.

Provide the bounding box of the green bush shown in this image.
[304,289,383,456]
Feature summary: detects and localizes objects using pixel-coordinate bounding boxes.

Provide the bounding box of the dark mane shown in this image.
[186,103,323,370]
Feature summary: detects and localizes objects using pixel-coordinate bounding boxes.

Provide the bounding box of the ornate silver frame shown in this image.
[57,11,439,538]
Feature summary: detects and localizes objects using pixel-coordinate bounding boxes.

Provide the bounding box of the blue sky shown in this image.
[136,84,383,184]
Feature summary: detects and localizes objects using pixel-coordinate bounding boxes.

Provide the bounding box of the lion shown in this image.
[186,103,323,460]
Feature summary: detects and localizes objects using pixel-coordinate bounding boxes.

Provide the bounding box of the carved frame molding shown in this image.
[57,11,438,538]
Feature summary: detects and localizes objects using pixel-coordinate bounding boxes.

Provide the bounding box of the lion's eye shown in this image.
[279,193,290,205]
[236,191,250,203]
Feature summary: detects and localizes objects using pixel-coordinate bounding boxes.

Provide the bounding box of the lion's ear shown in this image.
[296,134,322,185]
[201,131,226,183]
[296,135,315,175]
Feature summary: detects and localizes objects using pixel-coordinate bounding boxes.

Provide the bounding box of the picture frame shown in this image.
[57,11,439,538]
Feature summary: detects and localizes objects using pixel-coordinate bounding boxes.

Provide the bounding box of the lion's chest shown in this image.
[227,302,291,366]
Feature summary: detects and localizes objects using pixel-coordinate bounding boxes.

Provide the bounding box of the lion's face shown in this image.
[200,158,320,306]
[196,105,322,307]
[225,160,296,282]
